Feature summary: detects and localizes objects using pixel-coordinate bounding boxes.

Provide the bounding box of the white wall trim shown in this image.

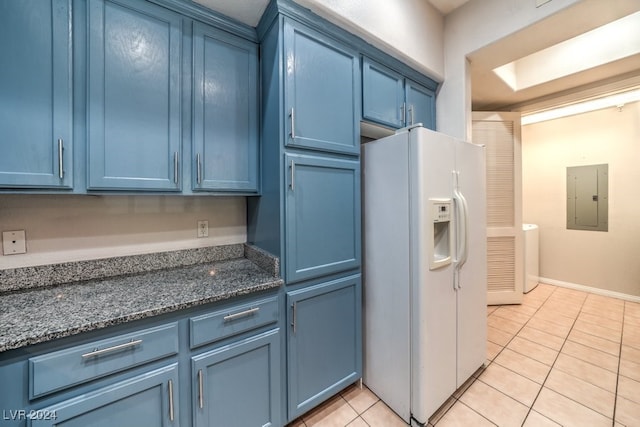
[539,277,640,303]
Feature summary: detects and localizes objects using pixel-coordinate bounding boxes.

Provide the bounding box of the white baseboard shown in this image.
[539,277,640,303]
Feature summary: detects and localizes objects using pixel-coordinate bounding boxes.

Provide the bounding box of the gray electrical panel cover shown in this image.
[567,164,608,232]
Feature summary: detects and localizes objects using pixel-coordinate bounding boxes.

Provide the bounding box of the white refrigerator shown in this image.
[362,125,487,426]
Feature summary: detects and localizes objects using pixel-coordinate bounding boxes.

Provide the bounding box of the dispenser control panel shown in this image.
[428,198,453,270]
[432,202,451,223]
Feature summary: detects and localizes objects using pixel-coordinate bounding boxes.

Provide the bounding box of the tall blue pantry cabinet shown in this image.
[249,1,362,421]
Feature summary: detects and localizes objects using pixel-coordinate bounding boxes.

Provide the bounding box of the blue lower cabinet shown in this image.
[287,275,362,420]
[30,363,179,427]
[192,329,281,427]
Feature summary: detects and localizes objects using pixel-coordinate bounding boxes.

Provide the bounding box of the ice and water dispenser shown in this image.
[428,199,453,270]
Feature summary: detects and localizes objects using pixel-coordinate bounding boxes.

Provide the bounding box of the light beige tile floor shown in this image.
[287,284,640,426]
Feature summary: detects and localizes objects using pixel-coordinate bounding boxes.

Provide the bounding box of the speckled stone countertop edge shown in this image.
[1,278,283,353]
[244,244,280,277]
[0,243,279,294]
[0,244,282,353]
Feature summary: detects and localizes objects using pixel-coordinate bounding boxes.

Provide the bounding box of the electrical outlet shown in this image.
[197,220,209,238]
[2,230,27,255]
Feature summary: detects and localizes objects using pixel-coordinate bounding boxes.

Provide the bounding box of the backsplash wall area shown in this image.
[0,195,246,269]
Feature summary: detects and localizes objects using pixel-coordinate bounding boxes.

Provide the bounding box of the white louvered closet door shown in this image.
[472,112,523,305]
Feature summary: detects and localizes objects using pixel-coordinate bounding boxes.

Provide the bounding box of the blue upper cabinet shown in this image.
[406,78,436,129]
[362,58,405,129]
[285,153,361,284]
[283,18,360,156]
[192,23,259,193]
[0,0,72,189]
[362,57,437,130]
[87,0,182,191]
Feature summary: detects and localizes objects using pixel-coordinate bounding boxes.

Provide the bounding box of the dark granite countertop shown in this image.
[0,244,283,353]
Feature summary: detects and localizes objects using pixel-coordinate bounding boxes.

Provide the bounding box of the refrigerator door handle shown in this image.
[453,173,470,282]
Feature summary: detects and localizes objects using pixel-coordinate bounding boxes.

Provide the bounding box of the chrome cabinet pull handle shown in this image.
[58,138,64,179]
[290,108,295,139]
[196,153,202,185]
[173,152,179,184]
[81,339,142,359]
[409,104,414,125]
[223,307,259,322]
[168,379,175,421]
[198,369,204,409]
[289,160,295,191]
[291,302,297,334]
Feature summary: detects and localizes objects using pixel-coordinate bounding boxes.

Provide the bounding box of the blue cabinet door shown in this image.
[30,364,179,427]
[284,153,361,284]
[192,330,281,427]
[192,23,259,193]
[287,275,362,420]
[87,0,182,191]
[284,19,360,155]
[0,0,72,189]
[405,79,436,130]
[362,58,405,129]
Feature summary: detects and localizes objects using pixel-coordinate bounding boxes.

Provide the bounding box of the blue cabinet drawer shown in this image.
[29,323,179,399]
[189,296,279,349]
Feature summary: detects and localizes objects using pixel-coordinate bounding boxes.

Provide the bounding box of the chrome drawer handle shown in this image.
[81,339,143,359]
[173,151,179,184]
[168,379,175,421]
[289,108,296,139]
[198,369,204,409]
[58,138,64,179]
[223,307,260,322]
[196,153,202,185]
[289,160,295,191]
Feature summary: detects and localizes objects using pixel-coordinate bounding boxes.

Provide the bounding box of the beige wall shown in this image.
[0,195,246,269]
[522,101,640,297]
[296,0,444,81]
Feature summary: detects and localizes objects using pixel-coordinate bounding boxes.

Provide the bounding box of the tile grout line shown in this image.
[612,301,626,425]
[519,286,588,426]
[476,286,557,426]
[529,292,628,424]
[487,286,555,362]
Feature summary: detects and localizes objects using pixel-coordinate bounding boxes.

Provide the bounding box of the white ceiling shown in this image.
[427,0,471,15]
[193,0,640,112]
[470,2,640,111]
[193,0,269,26]
[193,0,470,26]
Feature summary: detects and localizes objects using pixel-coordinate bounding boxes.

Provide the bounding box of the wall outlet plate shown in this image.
[197,220,209,238]
[3,230,27,255]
